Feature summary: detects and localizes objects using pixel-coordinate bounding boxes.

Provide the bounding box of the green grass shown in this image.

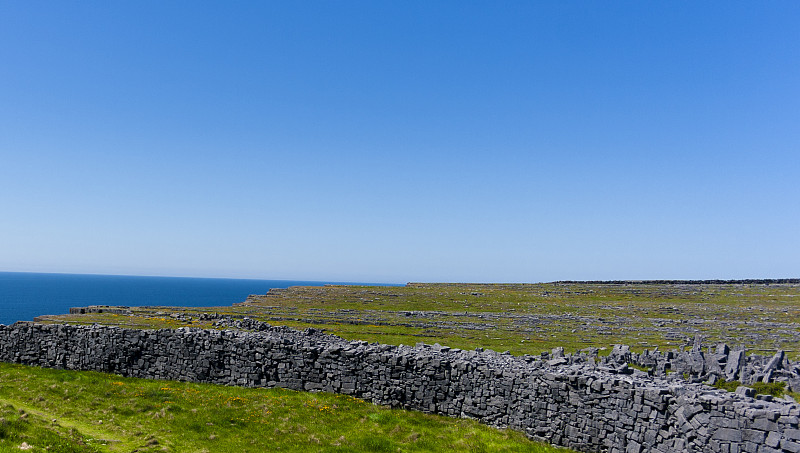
[0,404,100,453]
[751,381,787,398]
[712,379,741,393]
[712,379,800,400]
[0,363,574,453]
[627,364,652,373]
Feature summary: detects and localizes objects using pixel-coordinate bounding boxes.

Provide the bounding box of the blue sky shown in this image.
[1,2,798,283]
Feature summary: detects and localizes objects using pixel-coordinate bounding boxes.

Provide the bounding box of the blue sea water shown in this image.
[0,272,392,326]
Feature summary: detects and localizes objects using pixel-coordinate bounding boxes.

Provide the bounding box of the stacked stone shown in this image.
[67,306,131,315]
[0,322,799,453]
[609,339,800,392]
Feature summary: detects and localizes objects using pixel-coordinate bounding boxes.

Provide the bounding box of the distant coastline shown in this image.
[0,272,399,326]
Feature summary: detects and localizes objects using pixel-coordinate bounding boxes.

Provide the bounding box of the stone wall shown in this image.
[552,279,800,285]
[608,342,800,391]
[67,306,132,315]
[1,322,799,453]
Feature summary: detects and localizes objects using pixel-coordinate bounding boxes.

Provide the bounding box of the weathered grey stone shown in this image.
[765,431,781,447]
[782,440,800,453]
[726,350,746,381]
[712,427,743,442]
[765,351,785,373]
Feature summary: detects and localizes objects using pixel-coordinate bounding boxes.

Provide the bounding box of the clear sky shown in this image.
[1,2,798,283]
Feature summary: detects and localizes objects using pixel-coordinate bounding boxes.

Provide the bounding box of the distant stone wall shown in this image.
[67,306,131,315]
[552,279,800,285]
[1,322,799,453]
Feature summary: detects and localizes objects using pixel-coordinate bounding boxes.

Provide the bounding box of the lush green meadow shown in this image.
[0,363,573,453]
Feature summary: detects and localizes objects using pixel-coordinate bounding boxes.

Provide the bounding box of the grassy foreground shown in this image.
[0,363,574,453]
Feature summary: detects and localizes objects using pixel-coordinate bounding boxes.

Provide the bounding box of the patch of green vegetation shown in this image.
[627,364,652,373]
[713,379,794,399]
[712,379,742,393]
[0,363,575,453]
[0,404,99,452]
[751,382,787,398]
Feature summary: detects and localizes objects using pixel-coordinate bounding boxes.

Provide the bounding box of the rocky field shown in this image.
[40,280,800,360]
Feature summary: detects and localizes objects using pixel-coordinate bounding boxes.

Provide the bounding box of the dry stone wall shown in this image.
[607,342,800,391]
[1,322,799,453]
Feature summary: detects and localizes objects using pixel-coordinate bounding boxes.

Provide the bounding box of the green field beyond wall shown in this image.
[43,281,800,359]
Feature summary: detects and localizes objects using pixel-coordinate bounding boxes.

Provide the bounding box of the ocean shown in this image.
[0,272,392,326]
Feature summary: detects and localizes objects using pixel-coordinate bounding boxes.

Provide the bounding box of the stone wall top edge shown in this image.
[3,321,798,415]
